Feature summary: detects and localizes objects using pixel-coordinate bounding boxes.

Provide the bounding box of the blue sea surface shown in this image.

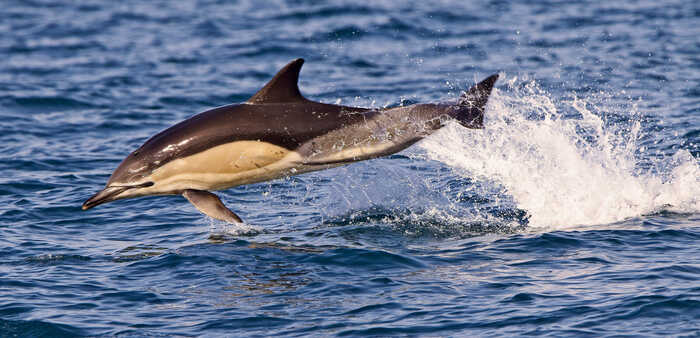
[1,0,699,336]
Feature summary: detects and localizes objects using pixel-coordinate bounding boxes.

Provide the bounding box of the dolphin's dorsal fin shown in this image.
[247,58,306,104]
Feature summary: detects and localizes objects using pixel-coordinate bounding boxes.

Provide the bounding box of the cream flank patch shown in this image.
[144,140,299,192]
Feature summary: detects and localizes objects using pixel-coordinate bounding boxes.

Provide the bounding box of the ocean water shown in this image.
[1,0,699,336]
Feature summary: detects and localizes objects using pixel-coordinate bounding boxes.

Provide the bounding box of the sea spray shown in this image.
[420,76,700,229]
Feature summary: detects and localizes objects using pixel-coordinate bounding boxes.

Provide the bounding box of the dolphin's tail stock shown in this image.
[452,74,499,129]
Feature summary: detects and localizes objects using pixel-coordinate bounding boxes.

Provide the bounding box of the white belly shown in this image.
[130,136,409,196]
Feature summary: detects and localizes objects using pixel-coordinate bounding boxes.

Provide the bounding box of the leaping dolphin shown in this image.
[83,58,498,223]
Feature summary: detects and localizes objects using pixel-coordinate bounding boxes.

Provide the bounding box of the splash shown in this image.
[420,76,700,229]
[208,218,263,236]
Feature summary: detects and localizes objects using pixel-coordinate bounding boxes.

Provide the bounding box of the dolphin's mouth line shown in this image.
[110,182,154,189]
[82,181,154,210]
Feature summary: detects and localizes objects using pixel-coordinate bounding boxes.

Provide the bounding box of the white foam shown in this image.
[208,218,263,236]
[419,76,700,229]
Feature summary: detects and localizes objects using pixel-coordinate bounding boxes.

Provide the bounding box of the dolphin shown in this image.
[83,58,498,223]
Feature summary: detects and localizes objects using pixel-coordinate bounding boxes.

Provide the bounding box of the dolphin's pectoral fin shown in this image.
[182,189,243,223]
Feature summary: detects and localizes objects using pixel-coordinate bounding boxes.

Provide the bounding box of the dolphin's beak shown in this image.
[82,181,155,210]
[82,186,129,210]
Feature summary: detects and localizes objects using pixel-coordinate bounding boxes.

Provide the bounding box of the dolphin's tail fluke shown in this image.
[454,74,499,129]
